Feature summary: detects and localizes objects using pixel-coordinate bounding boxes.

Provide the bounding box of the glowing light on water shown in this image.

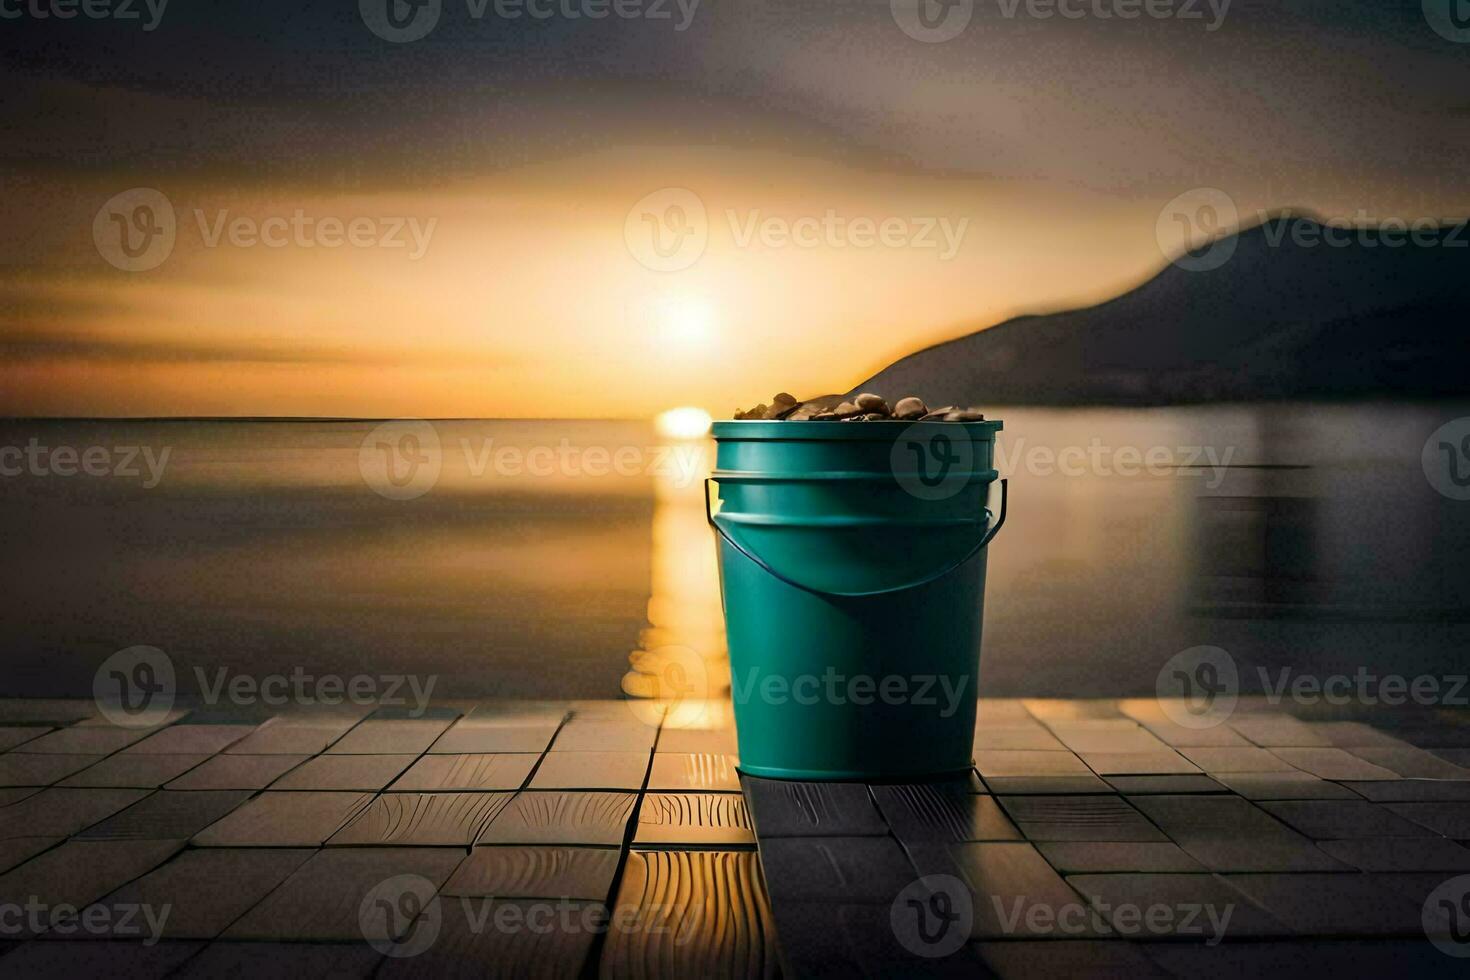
[656,406,713,441]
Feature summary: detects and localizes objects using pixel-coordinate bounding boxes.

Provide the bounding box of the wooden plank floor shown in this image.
[4,698,1470,976]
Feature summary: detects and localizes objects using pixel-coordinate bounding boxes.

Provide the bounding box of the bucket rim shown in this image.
[710,468,1000,482]
[712,419,1002,440]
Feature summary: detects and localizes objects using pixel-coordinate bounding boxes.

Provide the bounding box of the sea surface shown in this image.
[3,404,1468,704]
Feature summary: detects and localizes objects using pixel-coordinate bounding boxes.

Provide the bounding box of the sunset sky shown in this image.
[2,1,1467,417]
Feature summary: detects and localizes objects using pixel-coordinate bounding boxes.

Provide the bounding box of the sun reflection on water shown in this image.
[621,421,730,727]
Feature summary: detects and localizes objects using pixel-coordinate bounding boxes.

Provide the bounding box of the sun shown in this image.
[654,294,716,350]
[655,406,713,440]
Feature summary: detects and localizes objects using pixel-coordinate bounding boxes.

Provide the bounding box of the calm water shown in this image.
[3,405,1468,702]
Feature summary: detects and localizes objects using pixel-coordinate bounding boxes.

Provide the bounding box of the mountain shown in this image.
[853,215,1470,405]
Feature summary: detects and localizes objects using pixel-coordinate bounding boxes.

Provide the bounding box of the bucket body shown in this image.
[708,419,1004,780]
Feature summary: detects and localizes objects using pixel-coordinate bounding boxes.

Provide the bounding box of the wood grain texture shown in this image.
[477,792,636,846]
[600,849,779,980]
[996,794,1165,842]
[376,899,600,980]
[443,845,620,900]
[635,793,754,846]
[223,847,465,941]
[647,753,740,792]
[741,779,886,837]
[391,754,538,791]
[192,791,374,846]
[872,784,1022,843]
[330,792,514,846]
[79,790,253,841]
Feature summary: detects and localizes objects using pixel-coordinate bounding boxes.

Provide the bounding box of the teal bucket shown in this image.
[706,419,1006,781]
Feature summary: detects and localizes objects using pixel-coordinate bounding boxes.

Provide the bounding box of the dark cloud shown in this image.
[1,0,1465,198]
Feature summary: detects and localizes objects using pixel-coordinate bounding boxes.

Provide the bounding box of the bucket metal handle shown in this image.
[704,477,1007,598]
